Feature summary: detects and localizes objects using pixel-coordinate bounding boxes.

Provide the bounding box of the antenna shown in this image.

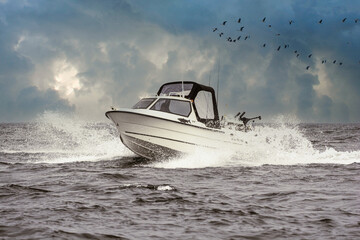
[217,57,220,107]
[181,80,184,98]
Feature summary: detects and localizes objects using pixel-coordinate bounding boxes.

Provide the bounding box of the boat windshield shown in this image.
[158,83,193,97]
[150,99,191,117]
[132,98,156,109]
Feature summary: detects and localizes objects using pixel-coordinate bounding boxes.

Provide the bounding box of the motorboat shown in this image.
[105,81,261,160]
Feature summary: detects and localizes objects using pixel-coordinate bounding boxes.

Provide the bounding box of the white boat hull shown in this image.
[106,110,242,160]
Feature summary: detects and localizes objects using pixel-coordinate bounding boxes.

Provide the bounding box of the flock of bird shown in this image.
[212,16,359,70]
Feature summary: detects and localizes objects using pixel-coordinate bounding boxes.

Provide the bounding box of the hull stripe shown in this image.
[125,131,200,146]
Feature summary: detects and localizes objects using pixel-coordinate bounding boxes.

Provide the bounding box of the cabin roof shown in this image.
[157,81,215,99]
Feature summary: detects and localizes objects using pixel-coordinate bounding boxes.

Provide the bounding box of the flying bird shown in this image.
[333,60,336,64]
[342,18,347,22]
[275,33,280,36]
[322,60,327,64]
[355,18,359,23]
[284,44,289,48]
[294,50,298,53]
[308,54,312,58]
[277,45,281,51]
[222,21,227,25]
[244,35,250,40]
[319,19,323,24]
[268,24,272,28]
[289,20,294,25]
[238,18,241,23]
[237,36,241,40]
[263,43,266,47]
[339,62,343,66]
[262,17,266,22]
[239,26,244,31]
[213,28,218,32]
[306,66,310,70]
[219,32,224,37]
[296,53,300,57]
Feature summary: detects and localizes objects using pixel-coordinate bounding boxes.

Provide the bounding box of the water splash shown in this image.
[20,111,134,163]
[151,118,360,169]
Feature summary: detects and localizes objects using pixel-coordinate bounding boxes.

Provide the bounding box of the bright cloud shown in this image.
[53,59,81,96]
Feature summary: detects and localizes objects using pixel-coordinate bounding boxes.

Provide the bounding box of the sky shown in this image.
[0,0,359,123]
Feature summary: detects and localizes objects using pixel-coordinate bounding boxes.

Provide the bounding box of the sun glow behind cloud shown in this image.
[53,60,81,97]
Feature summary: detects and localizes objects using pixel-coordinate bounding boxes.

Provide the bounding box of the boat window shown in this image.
[159,83,193,97]
[132,98,156,109]
[194,91,215,119]
[151,99,191,117]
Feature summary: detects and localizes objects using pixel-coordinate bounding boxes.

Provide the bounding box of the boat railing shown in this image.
[221,112,262,132]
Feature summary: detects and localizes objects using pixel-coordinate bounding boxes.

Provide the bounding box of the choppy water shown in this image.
[1,112,359,239]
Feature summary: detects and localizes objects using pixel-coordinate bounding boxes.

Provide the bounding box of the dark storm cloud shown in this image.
[129,0,216,33]
[0,0,359,122]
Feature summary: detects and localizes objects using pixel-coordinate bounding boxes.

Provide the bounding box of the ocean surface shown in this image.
[1,112,359,239]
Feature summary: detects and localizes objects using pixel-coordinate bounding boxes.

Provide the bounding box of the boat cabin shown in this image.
[132,81,220,128]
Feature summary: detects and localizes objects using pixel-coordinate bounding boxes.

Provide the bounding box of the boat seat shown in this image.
[160,101,170,112]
